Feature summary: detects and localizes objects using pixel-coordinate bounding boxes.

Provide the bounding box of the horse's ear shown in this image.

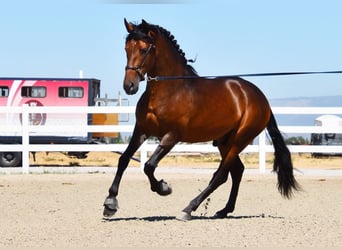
[141,19,155,39]
[124,18,135,33]
[147,30,156,40]
[141,19,149,28]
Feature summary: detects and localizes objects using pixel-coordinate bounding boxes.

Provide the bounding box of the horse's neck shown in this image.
[145,39,195,102]
[153,38,192,77]
[152,58,185,77]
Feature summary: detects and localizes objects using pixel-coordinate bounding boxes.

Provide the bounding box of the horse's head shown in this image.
[123,18,157,95]
[122,19,197,95]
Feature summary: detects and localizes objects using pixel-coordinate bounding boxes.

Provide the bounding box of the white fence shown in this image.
[1,105,342,174]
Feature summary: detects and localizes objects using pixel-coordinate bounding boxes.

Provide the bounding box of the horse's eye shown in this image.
[140,48,148,54]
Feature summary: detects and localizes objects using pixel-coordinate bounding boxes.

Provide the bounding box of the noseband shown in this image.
[125,43,155,81]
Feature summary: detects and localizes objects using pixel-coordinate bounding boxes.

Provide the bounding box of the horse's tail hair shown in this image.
[266,112,301,198]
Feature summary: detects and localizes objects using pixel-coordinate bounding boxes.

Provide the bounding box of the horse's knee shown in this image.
[118,154,130,170]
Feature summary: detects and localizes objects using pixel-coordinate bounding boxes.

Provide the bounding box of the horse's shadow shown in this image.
[102,213,284,222]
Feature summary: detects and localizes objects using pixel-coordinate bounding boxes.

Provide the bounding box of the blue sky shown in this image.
[1,0,341,104]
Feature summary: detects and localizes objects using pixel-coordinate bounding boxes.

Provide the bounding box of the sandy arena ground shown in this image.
[0,167,341,247]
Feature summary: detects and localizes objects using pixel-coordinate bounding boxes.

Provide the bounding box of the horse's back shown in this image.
[177,77,271,142]
[190,77,271,122]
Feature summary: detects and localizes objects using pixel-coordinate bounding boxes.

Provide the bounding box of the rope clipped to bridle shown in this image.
[124,41,342,82]
[147,70,342,82]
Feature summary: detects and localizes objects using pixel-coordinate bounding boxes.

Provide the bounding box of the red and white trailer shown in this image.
[0,78,118,167]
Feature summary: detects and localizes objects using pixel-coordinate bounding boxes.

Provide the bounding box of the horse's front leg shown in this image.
[144,133,177,196]
[103,126,146,218]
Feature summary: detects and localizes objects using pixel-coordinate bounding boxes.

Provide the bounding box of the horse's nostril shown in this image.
[124,81,138,95]
[129,82,134,92]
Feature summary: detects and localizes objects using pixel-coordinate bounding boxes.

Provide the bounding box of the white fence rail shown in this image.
[1,105,342,174]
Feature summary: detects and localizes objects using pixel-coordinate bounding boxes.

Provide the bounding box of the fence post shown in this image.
[258,130,266,173]
[21,104,30,174]
[140,142,147,173]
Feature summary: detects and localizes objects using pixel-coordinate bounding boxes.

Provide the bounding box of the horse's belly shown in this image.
[180,123,231,143]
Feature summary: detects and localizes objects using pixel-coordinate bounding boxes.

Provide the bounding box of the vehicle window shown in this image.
[0,86,9,97]
[21,86,46,98]
[58,87,84,98]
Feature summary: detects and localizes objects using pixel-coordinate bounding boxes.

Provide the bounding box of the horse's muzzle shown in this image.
[124,81,139,95]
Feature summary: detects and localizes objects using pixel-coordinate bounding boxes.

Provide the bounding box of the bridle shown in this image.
[125,43,155,81]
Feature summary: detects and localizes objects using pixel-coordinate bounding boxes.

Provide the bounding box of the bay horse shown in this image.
[103,19,300,221]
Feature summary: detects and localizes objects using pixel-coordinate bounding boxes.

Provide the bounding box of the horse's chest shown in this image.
[136,108,161,134]
[139,108,183,135]
[136,93,189,136]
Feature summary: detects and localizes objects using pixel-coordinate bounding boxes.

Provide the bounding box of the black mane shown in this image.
[126,20,198,75]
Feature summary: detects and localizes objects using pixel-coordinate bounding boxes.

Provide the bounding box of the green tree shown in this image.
[285,136,309,145]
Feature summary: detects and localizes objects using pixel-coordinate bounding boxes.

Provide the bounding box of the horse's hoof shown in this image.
[176,212,192,221]
[214,210,227,219]
[155,179,172,196]
[103,197,119,218]
[103,206,117,218]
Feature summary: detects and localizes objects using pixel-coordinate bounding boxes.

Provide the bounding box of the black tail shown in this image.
[266,112,300,198]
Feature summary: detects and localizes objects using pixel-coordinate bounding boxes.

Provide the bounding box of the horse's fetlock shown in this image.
[144,161,155,176]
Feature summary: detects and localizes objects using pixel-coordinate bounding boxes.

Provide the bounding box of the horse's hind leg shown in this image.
[215,156,244,218]
[178,137,245,221]
[178,160,230,221]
